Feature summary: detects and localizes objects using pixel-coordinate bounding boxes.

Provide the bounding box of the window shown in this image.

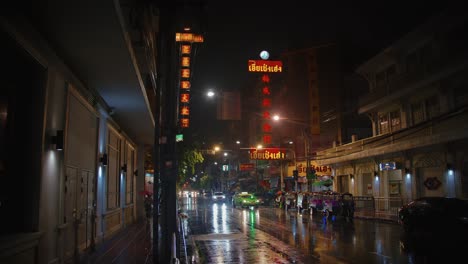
[386,65,397,83]
[379,113,389,134]
[411,101,425,125]
[420,43,433,65]
[390,110,401,131]
[406,51,419,73]
[454,83,468,107]
[425,95,440,119]
[376,71,386,88]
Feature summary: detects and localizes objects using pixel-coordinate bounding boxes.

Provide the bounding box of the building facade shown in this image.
[0,1,158,263]
[316,7,468,204]
[273,44,371,192]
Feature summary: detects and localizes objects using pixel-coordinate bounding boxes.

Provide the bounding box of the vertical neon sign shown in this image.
[247,51,282,146]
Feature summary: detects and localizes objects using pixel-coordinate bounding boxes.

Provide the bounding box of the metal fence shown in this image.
[352,196,412,222]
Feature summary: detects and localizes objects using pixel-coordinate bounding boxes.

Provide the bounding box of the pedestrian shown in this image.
[144,194,152,219]
[302,193,308,214]
[297,192,304,213]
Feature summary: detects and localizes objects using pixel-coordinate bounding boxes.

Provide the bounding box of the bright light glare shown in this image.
[207,90,215,97]
[257,144,263,149]
[273,114,280,121]
[224,152,228,156]
[236,140,240,144]
[214,146,220,152]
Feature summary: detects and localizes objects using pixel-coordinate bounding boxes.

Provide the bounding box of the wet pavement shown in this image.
[80,219,153,264]
[182,196,468,264]
[78,197,467,264]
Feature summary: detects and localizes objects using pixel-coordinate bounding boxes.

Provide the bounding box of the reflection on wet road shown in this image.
[181,196,465,264]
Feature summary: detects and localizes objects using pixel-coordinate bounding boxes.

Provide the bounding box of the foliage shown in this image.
[176,142,204,189]
[199,173,213,190]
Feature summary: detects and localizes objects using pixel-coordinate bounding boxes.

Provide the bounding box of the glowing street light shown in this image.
[207,90,215,97]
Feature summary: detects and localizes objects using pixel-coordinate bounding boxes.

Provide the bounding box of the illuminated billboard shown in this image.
[248,60,283,73]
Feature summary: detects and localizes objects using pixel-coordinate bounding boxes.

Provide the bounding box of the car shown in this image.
[212,192,226,202]
[232,192,260,208]
[202,192,212,199]
[398,197,468,239]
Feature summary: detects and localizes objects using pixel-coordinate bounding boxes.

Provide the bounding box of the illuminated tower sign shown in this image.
[176,32,204,128]
[248,50,282,146]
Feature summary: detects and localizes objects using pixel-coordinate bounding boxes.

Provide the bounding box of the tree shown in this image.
[177,142,204,189]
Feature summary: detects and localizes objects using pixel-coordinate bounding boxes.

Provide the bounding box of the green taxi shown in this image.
[232,192,260,208]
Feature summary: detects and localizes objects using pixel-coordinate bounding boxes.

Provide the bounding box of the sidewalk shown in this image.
[80,219,153,264]
[354,210,399,223]
[79,209,397,264]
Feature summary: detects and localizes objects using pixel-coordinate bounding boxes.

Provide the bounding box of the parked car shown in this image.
[212,192,226,202]
[232,192,260,208]
[398,197,468,239]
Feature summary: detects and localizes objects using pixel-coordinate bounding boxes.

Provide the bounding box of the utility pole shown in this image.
[155,3,178,263]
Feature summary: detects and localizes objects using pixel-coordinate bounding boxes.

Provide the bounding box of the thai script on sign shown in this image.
[249,148,286,160]
[248,60,283,73]
[297,165,332,174]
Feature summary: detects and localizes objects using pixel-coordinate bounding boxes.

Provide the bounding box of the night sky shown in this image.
[188,0,449,144]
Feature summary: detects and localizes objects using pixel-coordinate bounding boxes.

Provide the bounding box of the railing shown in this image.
[315,105,468,163]
[176,204,188,264]
[352,196,412,222]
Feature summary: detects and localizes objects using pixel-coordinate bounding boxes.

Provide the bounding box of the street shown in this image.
[181,196,466,264]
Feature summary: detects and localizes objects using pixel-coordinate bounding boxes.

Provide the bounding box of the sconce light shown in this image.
[134,169,138,177]
[350,174,354,180]
[447,163,454,175]
[51,130,64,151]
[121,164,127,173]
[404,168,411,174]
[99,153,108,166]
[374,171,378,177]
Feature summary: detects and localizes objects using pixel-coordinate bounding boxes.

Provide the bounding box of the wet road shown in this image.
[181,196,466,264]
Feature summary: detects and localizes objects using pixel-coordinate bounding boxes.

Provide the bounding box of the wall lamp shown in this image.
[405,168,411,179]
[51,130,64,151]
[374,171,379,180]
[447,163,454,175]
[99,153,108,166]
[121,164,127,173]
[350,174,354,180]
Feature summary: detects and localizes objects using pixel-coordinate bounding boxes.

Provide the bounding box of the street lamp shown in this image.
[207,90,215,97]
[273,114,303,192]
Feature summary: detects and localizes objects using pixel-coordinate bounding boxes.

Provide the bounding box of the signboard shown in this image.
[240,163,255,171]
[175,33,204,43]
[287,161,332,177]
[249,148,286,160]
[379,162,396,171]
[248,60,283,73]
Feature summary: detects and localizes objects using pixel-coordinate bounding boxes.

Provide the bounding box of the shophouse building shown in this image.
[316,7,468,206]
